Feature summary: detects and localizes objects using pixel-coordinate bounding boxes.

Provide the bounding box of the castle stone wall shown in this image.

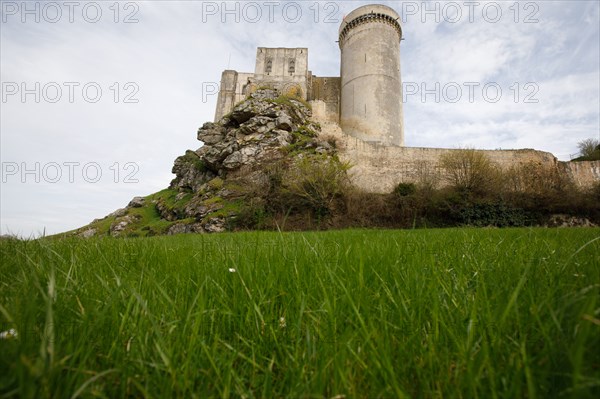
[309,78,341,123]
[317,118,600,193]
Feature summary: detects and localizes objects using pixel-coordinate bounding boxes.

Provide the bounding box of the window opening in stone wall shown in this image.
[265,59,272,74]
[289,59,296,75]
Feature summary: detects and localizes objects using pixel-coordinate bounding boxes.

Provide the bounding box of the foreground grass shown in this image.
[0,228,599,398]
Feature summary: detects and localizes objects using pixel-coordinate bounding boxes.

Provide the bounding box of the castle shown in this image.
[215,4,404,146]
[213,4,599,192]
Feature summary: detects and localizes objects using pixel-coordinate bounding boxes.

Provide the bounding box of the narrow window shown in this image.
[265,59,272,74]
[288,59,296,75]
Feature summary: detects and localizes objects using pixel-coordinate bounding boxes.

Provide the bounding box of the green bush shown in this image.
[232,199,270,230]
[456,202,531,227]
[279,155,351,217]
[208,177,224,190]
[394,182,416,197]
[257,156,351,220]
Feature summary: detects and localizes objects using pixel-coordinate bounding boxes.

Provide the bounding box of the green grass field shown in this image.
[1,228,599,398]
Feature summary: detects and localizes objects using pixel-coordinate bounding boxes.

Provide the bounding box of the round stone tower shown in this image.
[338,4,404,146]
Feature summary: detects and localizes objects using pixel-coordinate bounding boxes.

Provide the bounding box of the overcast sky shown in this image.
[1,0,599,237]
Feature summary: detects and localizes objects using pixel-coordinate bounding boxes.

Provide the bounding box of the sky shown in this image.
[1,0,599,237]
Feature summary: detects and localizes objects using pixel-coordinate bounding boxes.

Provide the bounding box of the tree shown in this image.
[439,149,498,194]
[577,138,600,159]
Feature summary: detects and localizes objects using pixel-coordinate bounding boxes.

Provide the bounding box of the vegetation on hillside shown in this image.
[69,146,600,237]
[572,138,600,161]
[230,149,600,231]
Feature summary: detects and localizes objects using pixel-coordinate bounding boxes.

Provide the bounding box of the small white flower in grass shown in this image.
[228,268,237,273]
[0,328,18,340]
[126,336,134,353]
[279,317,286,328]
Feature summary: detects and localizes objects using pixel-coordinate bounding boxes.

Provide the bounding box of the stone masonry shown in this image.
[211,3,599,193]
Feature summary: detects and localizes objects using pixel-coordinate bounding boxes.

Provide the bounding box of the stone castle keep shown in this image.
[215,4,404,146]
[213,4,599,192]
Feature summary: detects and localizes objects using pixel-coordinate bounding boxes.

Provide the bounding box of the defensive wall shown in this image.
[312,106,600,193]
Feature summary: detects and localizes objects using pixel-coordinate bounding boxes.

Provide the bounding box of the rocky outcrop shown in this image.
[179,89,323,181]
[109,214,141,236]
[128,197,146,208]
[162,90,333,233]
[76,89,336,237]
[170,150,215,193]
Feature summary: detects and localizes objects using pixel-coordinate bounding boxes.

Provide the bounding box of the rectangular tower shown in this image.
[214,70,254,121]
[253,47,309,99]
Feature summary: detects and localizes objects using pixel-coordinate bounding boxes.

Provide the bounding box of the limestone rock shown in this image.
[155,200,179,221]
[223,145,262,170]
[171,88,319,188]
[276,113,294,131]
[229,91,277,124]
[245,88,279,102]
[109,215,141,236]
[204,218,226,233]
[183,198,223,219]
[167,222,205,235]
[197,122,226,144]
[546,214,596,227]
[108,208,128,218]
[79,228,97,238]
[170,150,215,192]
[128,196,145,208]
